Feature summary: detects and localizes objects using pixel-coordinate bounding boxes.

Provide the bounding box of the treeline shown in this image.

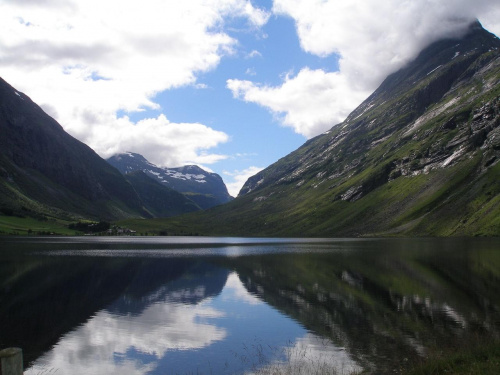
[68,221,110,233]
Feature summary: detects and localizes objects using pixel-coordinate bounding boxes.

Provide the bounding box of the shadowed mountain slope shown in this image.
[124,170,201,217]
[0,78,147,220]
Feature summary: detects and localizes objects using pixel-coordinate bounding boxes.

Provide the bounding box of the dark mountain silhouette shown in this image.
[0,78,146,220]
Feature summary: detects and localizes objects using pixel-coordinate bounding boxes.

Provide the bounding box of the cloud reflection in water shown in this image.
[26,300,226,374]
[25,266,356,375]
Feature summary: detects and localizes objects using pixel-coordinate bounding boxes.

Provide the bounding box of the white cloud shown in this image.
[85,114,230,167]
[228,0,500,138]
[245,67,257,76]
[224,166,264,196]
[228,68,368,137]
[0,0,269,166]
[246,49,263,59]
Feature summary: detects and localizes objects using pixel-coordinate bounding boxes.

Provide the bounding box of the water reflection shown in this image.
[8,254,352,375]
[27,302,227,375]
[1,237,499,374]
[222,238,500,372]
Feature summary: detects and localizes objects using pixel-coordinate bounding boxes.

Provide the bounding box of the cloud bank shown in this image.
[228,0,500,138]
[0,0,269,167]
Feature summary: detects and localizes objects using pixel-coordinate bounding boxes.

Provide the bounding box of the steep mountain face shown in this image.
[107,152,232,209]
[124,171,201,217]
[173,21,500,237]
[0,78,146,220]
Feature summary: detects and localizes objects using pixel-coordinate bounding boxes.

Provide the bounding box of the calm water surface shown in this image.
[1,236,499,374]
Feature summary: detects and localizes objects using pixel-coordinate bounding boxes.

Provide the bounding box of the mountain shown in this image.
[141,21,500,237]
[107,152,233,209]
[124,171,201,217]
[0,78,147,220]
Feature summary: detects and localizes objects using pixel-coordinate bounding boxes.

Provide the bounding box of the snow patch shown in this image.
[403,97,459,137]
[351,102,375,121]
[164,170,206,181]
[427,65,442,76]
[452,51,460,59]
[253,196,267,202]
[14,91,24,100]
[167,171,187,180]
[441,146,465,167]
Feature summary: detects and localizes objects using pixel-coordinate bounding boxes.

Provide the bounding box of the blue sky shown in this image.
[1,0,499,196]
[142,8,341,193]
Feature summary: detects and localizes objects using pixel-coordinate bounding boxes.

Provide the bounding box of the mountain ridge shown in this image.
[107,152,232,209]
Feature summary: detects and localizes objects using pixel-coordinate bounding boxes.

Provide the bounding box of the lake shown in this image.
[1,236,499,374]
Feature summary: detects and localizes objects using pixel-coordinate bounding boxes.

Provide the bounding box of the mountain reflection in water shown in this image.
[0,237,499,374]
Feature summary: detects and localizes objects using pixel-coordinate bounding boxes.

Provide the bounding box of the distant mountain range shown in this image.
[107,152,232,209]
[155,20,500,237]
[0,79,231,221]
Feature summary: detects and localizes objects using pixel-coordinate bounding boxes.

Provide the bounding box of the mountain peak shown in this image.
[107,152,233,209]
[468,19,486,33]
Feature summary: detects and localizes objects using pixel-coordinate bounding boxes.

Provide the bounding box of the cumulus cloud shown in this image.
[224,166,264,196]
[85,114,230,167]
[229,0,500,138]
[0,0,269,166]
[228,68,368,137]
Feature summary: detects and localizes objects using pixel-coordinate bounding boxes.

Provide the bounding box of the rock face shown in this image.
[0,78,146,220]
[188,21,500,237]
[107,152,232,209]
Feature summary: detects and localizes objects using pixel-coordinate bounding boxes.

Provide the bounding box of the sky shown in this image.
[1,1,500,196]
